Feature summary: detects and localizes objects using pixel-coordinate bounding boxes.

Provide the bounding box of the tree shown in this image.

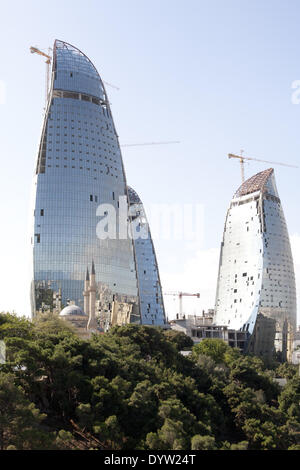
[163,330,194,351]
[108,324,179,368]
[0,315,299,450]
[0,313,33,343]
[125,380,158,437]
[191,434,216,450]
[228,355,278,403]
[0,372,54,449]
[76,403,94,430]
[242,418,285,450]
[94,415,124,449]
[192,339,231,363]
[229,441,248,450]
[278,377,300,420]
[275,362,298,380]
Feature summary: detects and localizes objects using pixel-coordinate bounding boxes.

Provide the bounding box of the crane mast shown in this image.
[30,46,52,108]
[30,46,120,106]
[228,152,298,183]
[164,291,200,317]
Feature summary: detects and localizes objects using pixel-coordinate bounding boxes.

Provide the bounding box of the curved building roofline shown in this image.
[234,168,274,198]
[53,39,99,77]
[51,39,109,104]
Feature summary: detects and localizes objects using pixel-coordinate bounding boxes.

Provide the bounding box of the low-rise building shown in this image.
[170,314,248,351]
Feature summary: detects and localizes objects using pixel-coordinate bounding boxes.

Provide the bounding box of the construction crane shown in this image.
[30,46,52,107]
[228,152,299,183]
[103,81,120,91]
[164,291,200,317]
[30,46,179,149]
[30,45,119,105]
[121,141,180,147]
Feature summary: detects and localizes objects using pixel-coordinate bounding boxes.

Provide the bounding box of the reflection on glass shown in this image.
[31,40,140,325]
[128,186,166,326]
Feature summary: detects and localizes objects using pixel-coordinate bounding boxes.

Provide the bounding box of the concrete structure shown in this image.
[214,169,297,362]
[170,314,248,351]
[174,310,215,324]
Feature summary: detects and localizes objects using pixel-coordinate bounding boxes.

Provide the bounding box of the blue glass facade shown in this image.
[31,40,140,321]
[127,187,166,326]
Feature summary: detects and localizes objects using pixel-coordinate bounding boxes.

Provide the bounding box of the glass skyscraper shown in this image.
[30,40,140,322]
[127,186,166,326]
[214,169,297,362]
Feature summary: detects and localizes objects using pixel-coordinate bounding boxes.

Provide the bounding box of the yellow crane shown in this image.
[30,46,52,107]
[30,45,120,104]
[228,152,299,183]
[29,47,179,150]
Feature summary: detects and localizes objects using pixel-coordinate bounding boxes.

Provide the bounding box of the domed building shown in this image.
[58,261,103,339]
[59,304,90,339]
[60,305,85,317]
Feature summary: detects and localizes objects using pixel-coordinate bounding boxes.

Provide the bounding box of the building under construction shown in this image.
[214,168,297,362]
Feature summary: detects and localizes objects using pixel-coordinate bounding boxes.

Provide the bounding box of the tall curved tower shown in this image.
[214,169,297,362]
[127,186,166,326]
[30,40,140,323]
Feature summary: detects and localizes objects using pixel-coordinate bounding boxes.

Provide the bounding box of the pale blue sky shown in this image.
[0,0,299,322]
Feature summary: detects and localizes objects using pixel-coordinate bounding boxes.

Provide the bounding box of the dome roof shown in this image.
[59,305,87,317]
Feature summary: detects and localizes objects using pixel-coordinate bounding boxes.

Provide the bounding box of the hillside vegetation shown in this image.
[0,313,299,450]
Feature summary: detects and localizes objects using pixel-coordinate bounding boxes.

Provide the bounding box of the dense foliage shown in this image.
[0,312,299,450]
